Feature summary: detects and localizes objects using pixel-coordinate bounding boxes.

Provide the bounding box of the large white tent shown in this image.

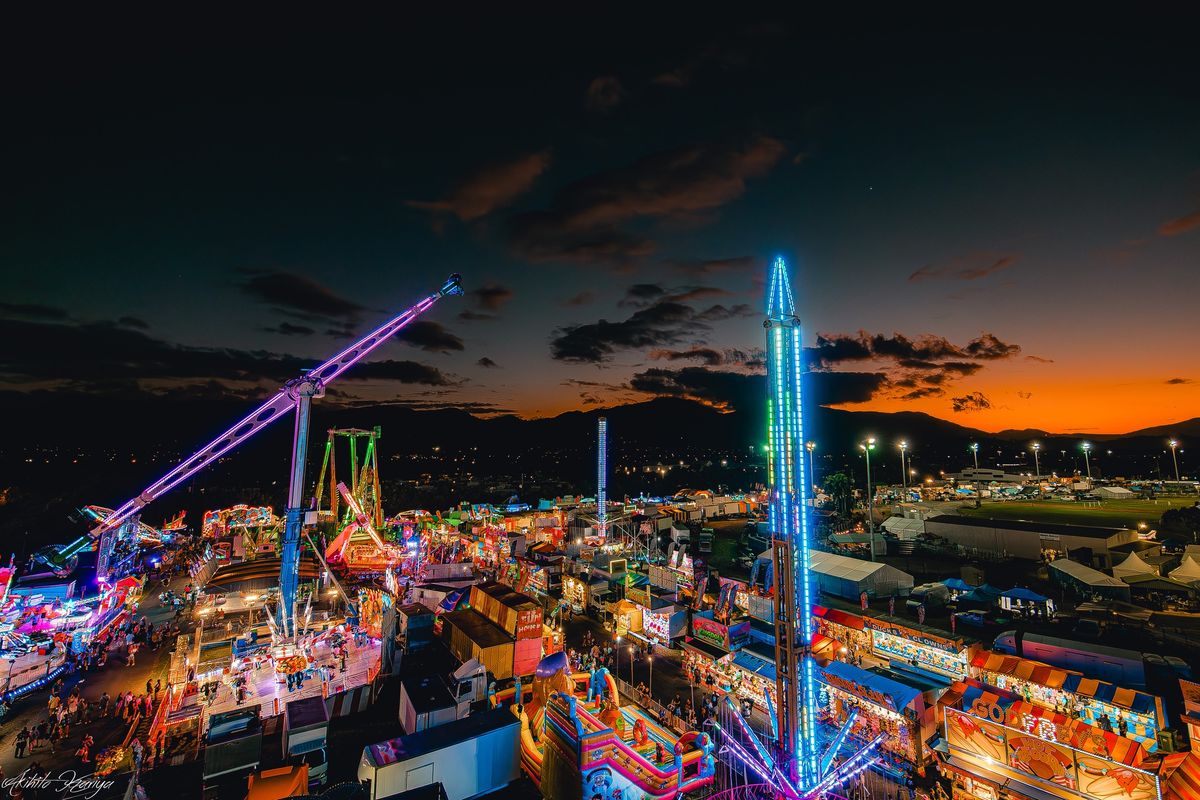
[1112,550,1157,581]
[756,549,914,599]
[1170,555,1200,584]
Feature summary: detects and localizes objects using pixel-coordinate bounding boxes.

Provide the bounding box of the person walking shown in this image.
[14,726,28,759]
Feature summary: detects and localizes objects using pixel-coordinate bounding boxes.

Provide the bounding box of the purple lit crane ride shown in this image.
[705,258,879,798]
[84,274,463,631]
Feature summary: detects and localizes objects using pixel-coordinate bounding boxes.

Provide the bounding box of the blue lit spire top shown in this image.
[766,256,796,319]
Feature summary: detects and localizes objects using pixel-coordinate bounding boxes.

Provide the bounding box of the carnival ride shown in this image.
[325,481,401,570]
[701,258,881,800]
[79,273,461,631]
[513,651,716,800]
[314,427,383,529]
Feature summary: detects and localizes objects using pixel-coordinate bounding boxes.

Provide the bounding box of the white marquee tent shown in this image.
[1112,550,1157,581]
[1169,555,1200,585]
[756,549,914,599]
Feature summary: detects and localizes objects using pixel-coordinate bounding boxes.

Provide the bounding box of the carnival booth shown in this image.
[999,587,1055,619]
[971,651,1166,753]
[863,615,976,679]
[940,682,1160,800]
[814,605,873,658]
[818,659,936,767]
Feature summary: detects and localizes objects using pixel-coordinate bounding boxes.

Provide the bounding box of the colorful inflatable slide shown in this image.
[513,651,715,800]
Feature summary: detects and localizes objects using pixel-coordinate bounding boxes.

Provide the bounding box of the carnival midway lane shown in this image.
[0,573,190,790]
[561,612,918,800]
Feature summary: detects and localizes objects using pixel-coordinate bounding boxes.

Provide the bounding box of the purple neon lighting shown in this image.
[93,278,459,536]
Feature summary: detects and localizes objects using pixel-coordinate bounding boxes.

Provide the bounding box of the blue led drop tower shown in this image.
[766,256,818,789]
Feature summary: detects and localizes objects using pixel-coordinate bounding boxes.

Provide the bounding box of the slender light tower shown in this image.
[970,442,979,469]
[899,440,909,494]
[860,438,877,561]
[765,256,818,789]
[1169,440,1181,482]
[597,417,607,539]
[1032,443,1042,496]
[1082,441,1093,480]
[806,441,817,504]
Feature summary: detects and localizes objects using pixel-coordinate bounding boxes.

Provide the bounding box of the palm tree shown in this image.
[825,472,852,517]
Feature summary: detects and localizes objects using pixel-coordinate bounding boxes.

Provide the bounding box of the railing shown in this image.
[613,675,693,735]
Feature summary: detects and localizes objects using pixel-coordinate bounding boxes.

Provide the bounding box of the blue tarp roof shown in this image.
[732,652,777,683]
[944,578,972,592]
[819,659,922,712]
[1001,587,1049,603]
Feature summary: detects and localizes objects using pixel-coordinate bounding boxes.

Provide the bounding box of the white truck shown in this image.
[284,696,330,789]
[358,708,520,800]
[399,659,490,734]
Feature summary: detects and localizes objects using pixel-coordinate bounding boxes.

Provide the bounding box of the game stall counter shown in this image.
[814,604,873,652]
[819,659,934,766]
[940,683,1162,800]
[863,615,976,679]
[972,651,1165,753]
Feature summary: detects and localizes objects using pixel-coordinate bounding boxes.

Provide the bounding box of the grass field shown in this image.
[957,497,1196,529]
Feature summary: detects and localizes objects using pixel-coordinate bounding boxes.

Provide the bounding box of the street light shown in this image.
[1169,440,1181,482]
[806,441,817,504]
[628,645,635,684]
[1082,442,1093,480]
[648,655,654,699]
[859,437,877,561]
[899,440,909,494]
[1031,443,1042,497]
[969,442,979,470]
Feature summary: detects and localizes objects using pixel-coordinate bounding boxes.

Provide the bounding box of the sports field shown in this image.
[957,497,1196,529]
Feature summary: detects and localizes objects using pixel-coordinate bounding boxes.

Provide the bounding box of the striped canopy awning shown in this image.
[1006,700,1147,767]
[1163,752,1200,800]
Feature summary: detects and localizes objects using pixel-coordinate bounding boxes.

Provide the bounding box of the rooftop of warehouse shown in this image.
[924,514,1132,540]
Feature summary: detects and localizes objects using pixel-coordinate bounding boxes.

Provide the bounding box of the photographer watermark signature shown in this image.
[2,769,116,799]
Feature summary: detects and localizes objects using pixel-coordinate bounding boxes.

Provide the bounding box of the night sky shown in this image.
[5,14,1199,434]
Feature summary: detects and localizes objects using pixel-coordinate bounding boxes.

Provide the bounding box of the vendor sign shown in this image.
[862,616,960,653]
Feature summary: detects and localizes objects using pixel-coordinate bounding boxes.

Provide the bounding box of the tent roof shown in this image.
[1048,558,1129,588]
[1170,555,1200,582]
[1001,587,1049,603]
[1113,550,1157,578]
[943,578,973,592]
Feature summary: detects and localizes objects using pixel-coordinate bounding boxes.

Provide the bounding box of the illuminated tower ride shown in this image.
[765,256,818,789]
[597,417,607,539]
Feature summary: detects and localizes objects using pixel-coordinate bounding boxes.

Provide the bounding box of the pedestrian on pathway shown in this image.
[154,678,162,697]
[14,726,28,758]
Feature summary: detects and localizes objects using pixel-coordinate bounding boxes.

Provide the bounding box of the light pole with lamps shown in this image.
[860,437,876,561]
[1032,443,1042,496]
[899,440,909,494]
[806,441,817,504]
[648,654,654,699]
[970,442,979,469]
[1082,442,1093,480]
[1169,440,1181,482]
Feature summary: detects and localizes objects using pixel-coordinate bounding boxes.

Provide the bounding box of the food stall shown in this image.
[863,615,975,678]
[814,605,872,655]
[818,659,934,766]
[941,683,1159,800]
[971,652,1165,753]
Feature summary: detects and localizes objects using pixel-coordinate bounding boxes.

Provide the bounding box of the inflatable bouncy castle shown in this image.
[514,652,715,800]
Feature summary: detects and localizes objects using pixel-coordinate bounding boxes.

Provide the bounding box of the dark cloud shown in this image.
[117,316,150,329]
[0,317,454,388]
[407,151,551,222]
[1159,210,1200,237]
[551,301,695,363]
[262,322,315,336]
[508,136,786,266]
[240,271,365,320]
[810,331,1021,367]
[908,253,1020,282]
[621,283,729,308]
[325,327,356,339]
[585,76,625,111]
[563,291,596,307]
[665,255,756,276]
[394,321,464,353]
[899,386,945,400]
[457,311,496,322]
[649,347,724,366]
[963,333,1021,359]
[1166,377,1193,385]
[694,303,754,321]
[477,357,499,368]
[1025,355,1054,363]
[628,366,888,411]
[0,302,69,320]
[1017,391,1034,399]
[471,283,514,311]
[620,284,666,307]
[951,391,992,413]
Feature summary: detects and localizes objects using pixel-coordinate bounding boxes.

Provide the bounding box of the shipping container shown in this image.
[442,609,515,680]
[513,636,542,678]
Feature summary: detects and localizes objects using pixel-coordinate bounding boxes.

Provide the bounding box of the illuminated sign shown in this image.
[692,616,728,649]
[863,616,960,653]
[642,608,670,642]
